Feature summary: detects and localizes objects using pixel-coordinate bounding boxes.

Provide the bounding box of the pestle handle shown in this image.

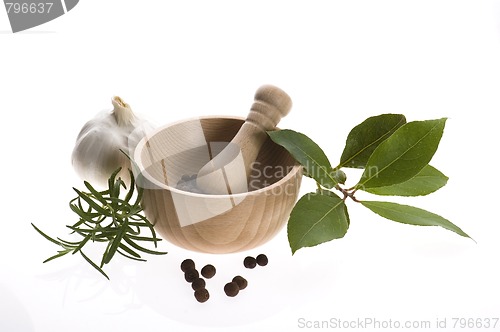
[196,85,292,195]
[246,84,293,132]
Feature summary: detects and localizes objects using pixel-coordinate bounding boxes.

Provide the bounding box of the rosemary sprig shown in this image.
[32,167,167,280]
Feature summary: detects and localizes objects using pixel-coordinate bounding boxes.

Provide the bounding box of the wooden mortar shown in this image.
[134,116,302,253]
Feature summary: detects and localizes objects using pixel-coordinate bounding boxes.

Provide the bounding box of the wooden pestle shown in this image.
[196,85,292,195]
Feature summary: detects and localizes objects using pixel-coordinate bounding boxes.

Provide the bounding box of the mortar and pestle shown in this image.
[134,85,303,253]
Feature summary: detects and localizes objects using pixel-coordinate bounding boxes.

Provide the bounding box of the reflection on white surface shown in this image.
[131,237,322,328]
[0,283,35,332]
[31,232,322,328]
[37,256,143,315]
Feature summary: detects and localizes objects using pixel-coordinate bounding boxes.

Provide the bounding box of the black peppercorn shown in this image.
[184,269,199,283]
[194,288,210,303]
[224,282,240,297]
[180,259,195,272]
[201,264,216,279]
[256,254,268,266]
[243,256,257,269]
[191,277,206,291]
[232,276,247,290]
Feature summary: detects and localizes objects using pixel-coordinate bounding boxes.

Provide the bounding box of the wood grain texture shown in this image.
[135,117,302,253]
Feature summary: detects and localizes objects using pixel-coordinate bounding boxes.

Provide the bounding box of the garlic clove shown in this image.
[72,126,130,186]
[71,97,154,188]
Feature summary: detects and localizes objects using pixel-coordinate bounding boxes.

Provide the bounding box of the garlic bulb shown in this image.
[71,96,153,188]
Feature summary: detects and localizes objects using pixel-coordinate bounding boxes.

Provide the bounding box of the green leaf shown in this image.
[316,189,351,226]
[126,234,162,242]
[69,203,97,223]
[338,114,406,169]
[123,169,136,203]
[117,248,147,262]
[123,236,168,255]
[268,129,338,188]
[141,215,160,248]
[84,181,108,205]
[32,223,64,247]
[288,192,349,254]
[102,218,129,265]
[364,165,448,196]
[56,238,81,246]
[360,200,470,238]
[73,188,110,216]
[108,167,122,194]
[356,118,447,189]
[133,184,144,207]
[43,250,71,263]
[80,251,109,280]
[344,204,350,227]
[71,234,92,254]
[118,243,142,259]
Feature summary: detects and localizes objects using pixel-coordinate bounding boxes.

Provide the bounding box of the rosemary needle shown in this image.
[32,167,167,279]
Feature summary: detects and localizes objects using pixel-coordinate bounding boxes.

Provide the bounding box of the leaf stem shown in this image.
[335,185,360,203]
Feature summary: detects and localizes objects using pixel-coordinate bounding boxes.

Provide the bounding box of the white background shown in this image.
[1,1,500,331]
